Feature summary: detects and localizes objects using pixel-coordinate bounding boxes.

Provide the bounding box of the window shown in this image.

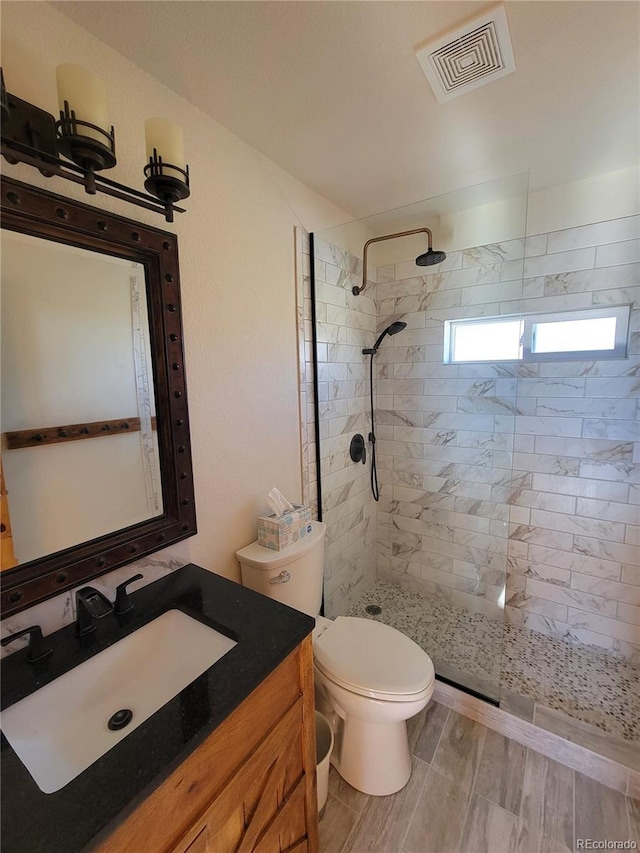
[523,306,630,361]
[445,317,523,363]
[444,305,631,364]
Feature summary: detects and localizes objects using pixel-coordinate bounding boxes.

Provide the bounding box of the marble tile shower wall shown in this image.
[375,214,640,661]
[302,237,379,617]
[508,217,639,662]
[374,245,522,621]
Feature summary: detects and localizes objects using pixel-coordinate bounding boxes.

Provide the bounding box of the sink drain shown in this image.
[108,709,133,731]
[365,604,382,616]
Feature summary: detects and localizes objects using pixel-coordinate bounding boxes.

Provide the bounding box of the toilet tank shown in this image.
[236,521,325,617]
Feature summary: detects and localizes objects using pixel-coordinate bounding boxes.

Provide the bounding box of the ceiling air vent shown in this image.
[415,5,516,103]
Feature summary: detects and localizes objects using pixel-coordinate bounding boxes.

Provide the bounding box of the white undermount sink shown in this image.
[0,609,237,793]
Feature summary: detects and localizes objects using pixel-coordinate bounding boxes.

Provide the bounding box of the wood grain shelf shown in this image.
[4,416,157,450]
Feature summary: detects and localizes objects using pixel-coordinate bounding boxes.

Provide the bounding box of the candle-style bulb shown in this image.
[143,117,190,215]
[54,63,116,175]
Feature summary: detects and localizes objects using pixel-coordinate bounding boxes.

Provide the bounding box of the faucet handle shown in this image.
[114,573,144,615]
[1,625,52,663]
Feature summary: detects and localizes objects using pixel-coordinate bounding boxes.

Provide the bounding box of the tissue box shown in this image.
[257,505,312,551]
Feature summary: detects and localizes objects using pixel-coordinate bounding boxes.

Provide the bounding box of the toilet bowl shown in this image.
[313,615,434,795]
[236,522,435,796]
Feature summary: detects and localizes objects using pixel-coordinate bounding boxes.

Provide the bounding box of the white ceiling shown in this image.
[52,1,639,220]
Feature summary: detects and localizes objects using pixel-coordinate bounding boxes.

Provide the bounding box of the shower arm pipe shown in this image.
[353,227,434,296]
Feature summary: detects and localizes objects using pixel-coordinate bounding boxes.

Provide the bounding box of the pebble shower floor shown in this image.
[346,581,639,744]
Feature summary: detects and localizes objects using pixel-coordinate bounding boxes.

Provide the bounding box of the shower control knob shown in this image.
[350,434,366,464]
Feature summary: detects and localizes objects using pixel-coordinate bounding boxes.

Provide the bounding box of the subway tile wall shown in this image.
[506,218,639,662]
[375,243,521,622]
[303,215,639,659]
[301,236,379,617]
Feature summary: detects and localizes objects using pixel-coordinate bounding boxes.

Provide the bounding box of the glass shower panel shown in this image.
[309,234,379,619]
[504,214,640,749]
[311,173,529,703]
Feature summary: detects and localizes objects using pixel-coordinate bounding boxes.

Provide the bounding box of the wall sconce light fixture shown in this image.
[1,65,190,222]
[144,117,190,212]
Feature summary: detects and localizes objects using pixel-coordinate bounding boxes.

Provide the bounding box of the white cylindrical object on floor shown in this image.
[315,711,334,815]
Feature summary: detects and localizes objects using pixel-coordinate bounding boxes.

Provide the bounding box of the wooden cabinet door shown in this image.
[180,825,309,853]
[180,827,210,853]
[172,698,312,853]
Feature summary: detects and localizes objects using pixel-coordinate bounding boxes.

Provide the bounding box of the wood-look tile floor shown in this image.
[319,702,640,853]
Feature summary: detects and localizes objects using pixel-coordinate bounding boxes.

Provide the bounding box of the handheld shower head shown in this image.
[416,248,447,266]
[382,321,407,339]
[363,321,407,501]
[363,321,407,355]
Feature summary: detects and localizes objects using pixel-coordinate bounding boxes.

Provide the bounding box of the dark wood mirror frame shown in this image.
[0,177,197,617]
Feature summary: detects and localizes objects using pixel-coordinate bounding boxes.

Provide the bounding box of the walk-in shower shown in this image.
[305,172,639,760]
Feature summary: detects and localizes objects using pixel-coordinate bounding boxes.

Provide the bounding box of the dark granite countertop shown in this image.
[1,564,314,853]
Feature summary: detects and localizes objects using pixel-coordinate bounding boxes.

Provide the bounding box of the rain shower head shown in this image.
[363,321,407,355]
[416,248,447,266]
[353,227,447,296]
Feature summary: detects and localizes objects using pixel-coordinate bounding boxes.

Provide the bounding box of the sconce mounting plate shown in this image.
[2,93,58,166]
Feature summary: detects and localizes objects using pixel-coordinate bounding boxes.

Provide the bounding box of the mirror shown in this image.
[2,233,163,563]
[0,177,196,617]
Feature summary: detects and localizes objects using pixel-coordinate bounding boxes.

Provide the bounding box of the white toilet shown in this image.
[236,521,435,796]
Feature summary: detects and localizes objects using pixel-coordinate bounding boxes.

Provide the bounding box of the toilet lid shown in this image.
[314,617,434,699]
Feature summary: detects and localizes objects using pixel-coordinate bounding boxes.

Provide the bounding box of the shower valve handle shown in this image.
[350,434,367,464]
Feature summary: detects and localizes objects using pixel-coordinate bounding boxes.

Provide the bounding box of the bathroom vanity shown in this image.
[0,565,319,853]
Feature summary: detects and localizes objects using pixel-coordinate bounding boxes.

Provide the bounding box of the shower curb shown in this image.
[434,681,639,799]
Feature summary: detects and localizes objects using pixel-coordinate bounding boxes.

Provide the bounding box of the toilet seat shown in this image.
[314,616,434,702]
